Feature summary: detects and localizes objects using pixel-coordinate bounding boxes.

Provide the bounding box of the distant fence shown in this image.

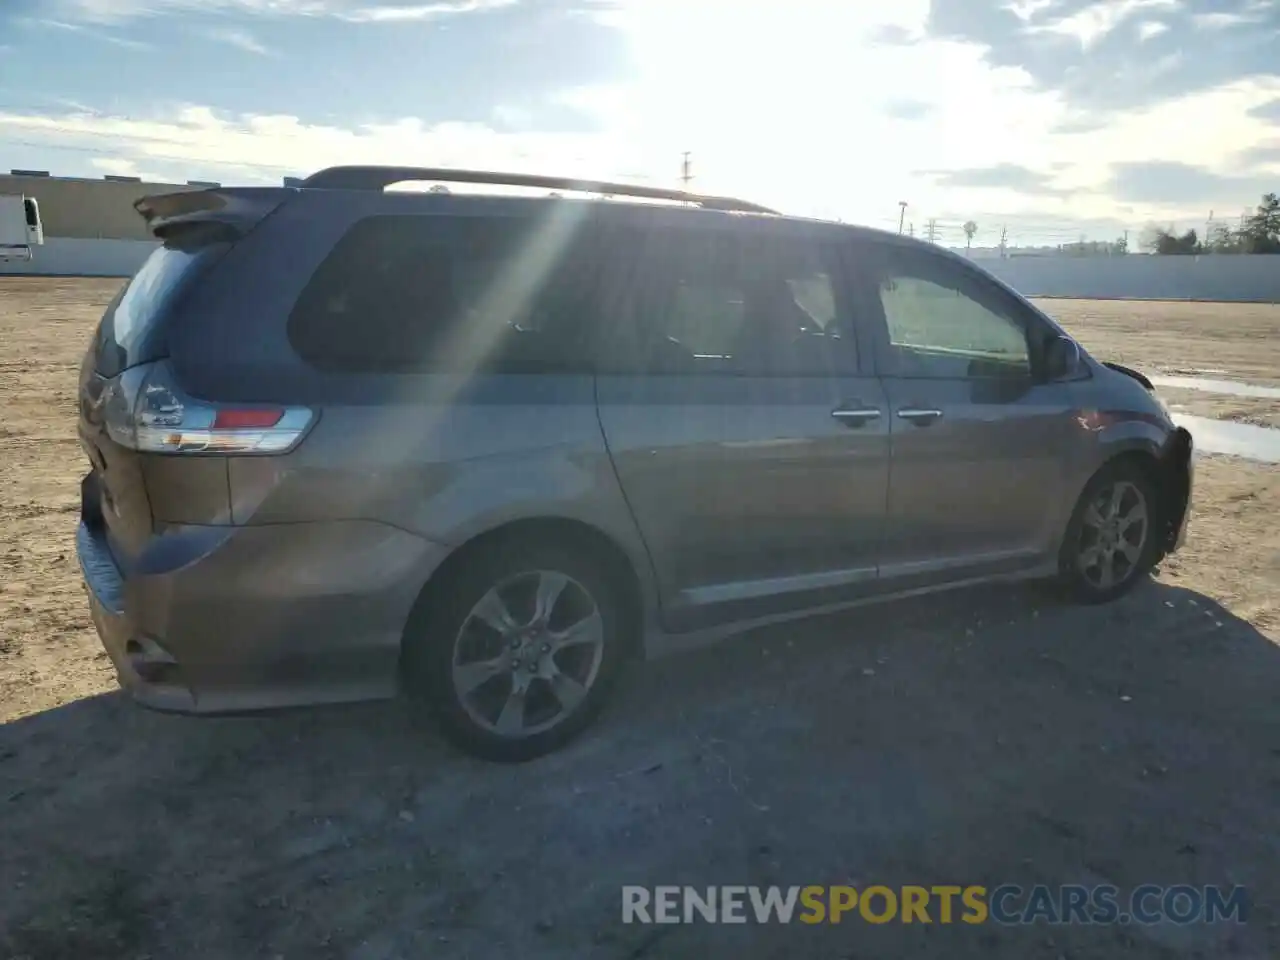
[0,238,156,277]
[4,238,1280,304]
[980,254,1280,303]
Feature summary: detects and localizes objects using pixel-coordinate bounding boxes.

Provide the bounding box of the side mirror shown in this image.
[1044,335,1083,381]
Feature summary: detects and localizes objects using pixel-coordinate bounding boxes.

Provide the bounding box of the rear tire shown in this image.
[402,540,629,762]
[1058,459,1162,604]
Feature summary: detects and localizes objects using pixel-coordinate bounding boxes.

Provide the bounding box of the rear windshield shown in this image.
[95,242,226,377]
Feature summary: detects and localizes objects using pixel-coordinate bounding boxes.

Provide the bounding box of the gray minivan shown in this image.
[76,166,1193,760]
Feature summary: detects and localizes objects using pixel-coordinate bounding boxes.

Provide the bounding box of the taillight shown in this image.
[102,363,312,454]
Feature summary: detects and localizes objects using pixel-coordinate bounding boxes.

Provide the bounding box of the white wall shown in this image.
[0,237,156,277]
[981,254,1280,303]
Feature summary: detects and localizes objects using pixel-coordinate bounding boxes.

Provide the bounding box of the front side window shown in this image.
[873,253,1031,379]
[605,226,852,377]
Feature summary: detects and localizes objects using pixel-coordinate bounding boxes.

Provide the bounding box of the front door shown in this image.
[595,214,890,630]
[853,244,1077,585]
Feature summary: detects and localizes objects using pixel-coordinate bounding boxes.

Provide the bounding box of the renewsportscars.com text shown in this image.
[622,884,1249,926]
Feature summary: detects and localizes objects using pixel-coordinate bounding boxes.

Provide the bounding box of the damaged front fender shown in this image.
[1159,426,1194,555]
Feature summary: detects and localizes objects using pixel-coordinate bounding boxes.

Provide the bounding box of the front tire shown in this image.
[1058,460,1162,604]
[402,541,629,762]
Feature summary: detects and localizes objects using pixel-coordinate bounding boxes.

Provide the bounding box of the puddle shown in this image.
[1151,375,1280,400]
[1173,414,1280,463]
[1164,367,1230,377]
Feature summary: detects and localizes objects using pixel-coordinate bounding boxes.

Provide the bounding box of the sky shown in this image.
[0,0,1278,246]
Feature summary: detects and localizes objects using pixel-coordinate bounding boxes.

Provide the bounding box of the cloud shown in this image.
[883,99,935,120]
[1027,0,1178,50]
[927,163,1066,193]
[865,23,920,44]
[1052,114,1109,133]
[6,1,1279,237]
[1136,19,1169,40]
[1108,160,1279,205]
[1249,97,1280,122]
[1191,2,1277,29]
[926,0,1280,112]
[337,1,517,21]
[89,156,169,182]
[205,27,272,53]
[0,102,626,187]
[1237,141,1280,167]
[45,0,516,23]
[1005,0,1057,23]
[20,17,152,48]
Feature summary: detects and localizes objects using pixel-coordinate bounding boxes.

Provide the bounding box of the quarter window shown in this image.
[288,213,596,374]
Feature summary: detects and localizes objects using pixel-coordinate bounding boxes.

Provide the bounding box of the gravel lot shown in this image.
[2,280,1279,959]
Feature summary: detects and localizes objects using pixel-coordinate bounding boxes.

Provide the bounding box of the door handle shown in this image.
[897,407,943,425]
[831,405,882,428]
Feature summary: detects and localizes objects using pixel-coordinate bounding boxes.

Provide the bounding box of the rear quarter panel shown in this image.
[169,191,660,626]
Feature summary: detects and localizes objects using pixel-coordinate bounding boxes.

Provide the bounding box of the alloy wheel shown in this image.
[1076,479,1150,590]
[451,570,605,739]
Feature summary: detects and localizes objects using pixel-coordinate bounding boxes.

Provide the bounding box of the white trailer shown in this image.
[0,194,44,262]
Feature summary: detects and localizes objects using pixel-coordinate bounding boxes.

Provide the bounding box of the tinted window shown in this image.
[288,213,596,374]
[95,242,227,378]
[872,252,1031,379]
[605,227,852,376]
[23,197,39,229]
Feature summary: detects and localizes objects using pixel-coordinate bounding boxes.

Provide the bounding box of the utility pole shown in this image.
[680,152,692,190]
[898,201,908,235]
[1206,210,1214,252]
[908,222,915,238]
[999,225,1008,259]
[925,218,938,244]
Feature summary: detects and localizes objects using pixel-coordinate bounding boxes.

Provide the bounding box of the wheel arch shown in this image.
[1061,440,1185,563]
[399,516,650,670]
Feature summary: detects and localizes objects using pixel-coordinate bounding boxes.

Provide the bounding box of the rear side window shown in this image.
[23,197,39,228]
[287,213,597,374]
[95,242,227,378]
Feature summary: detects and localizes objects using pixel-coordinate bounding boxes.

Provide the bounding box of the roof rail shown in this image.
[299,165,778,215]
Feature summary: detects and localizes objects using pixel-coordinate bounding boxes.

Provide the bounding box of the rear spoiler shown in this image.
[134,187,294,241]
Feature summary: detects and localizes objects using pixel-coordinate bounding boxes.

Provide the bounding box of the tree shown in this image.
[1142,225,1200,255]
[1240,192,1280,253]
[1206,222,1245,254]
[963,220,978,252]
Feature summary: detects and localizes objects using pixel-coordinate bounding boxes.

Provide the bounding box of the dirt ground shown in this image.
[1148,388,1280,429]
[2,280,1280,959]
[1043,298,1280,428]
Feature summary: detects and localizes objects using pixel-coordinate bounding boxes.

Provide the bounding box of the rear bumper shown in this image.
[76,478,448,714]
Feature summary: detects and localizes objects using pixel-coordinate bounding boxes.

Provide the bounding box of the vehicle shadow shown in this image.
[2,578,1278,960]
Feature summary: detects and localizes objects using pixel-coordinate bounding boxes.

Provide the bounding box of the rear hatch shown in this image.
[77,188,295,566]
